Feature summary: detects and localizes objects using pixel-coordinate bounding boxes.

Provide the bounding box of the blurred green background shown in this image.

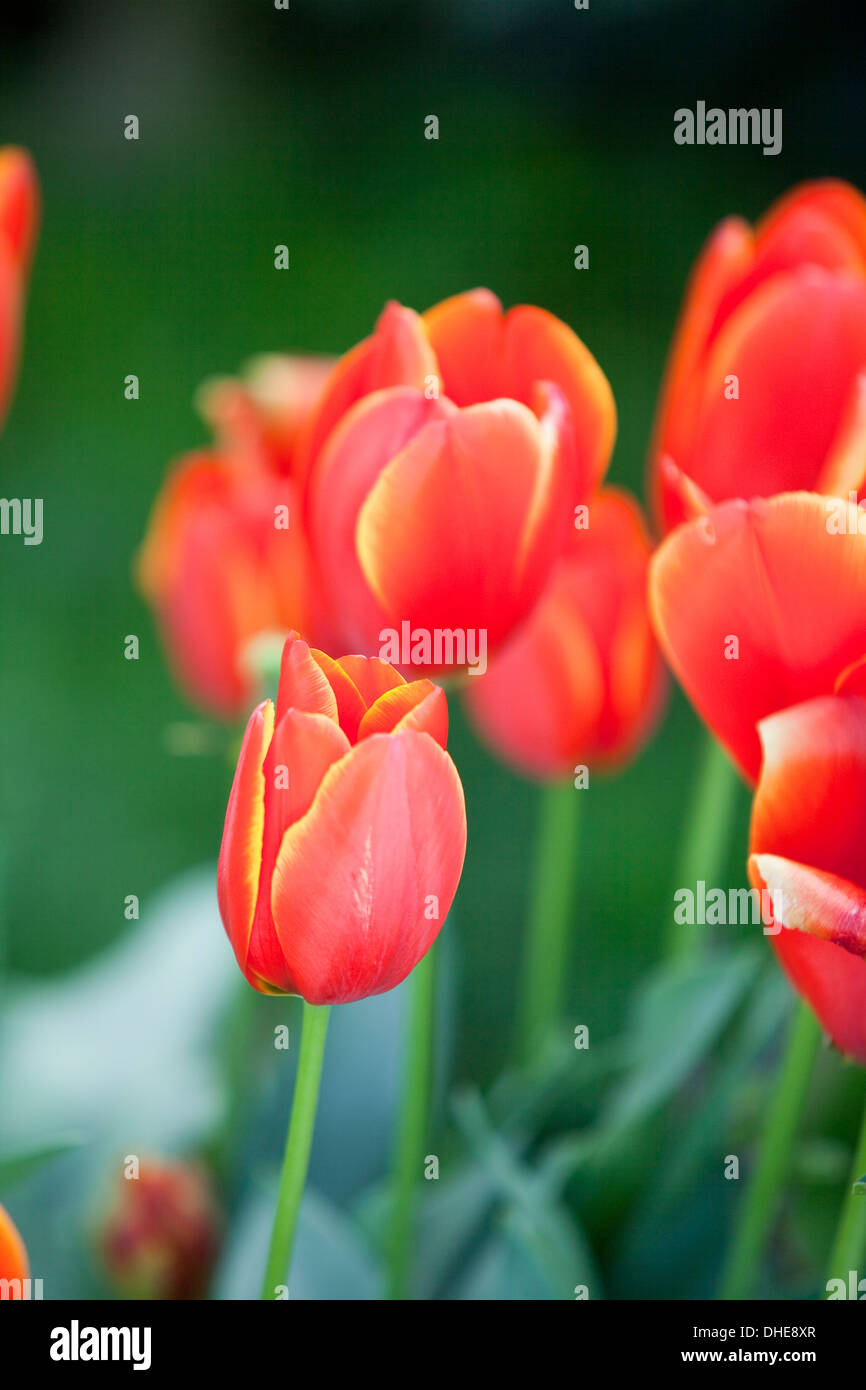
[1,0,865,1299]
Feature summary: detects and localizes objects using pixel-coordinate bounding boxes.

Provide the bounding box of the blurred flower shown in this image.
[749,693,866,1063]
[99,1158,220,1301]
[137,355,334,718]
[649,491,866,782]
[465,488,666,779]
[650,180,866,531]
[303,290,615,672]
[0,1202,28,1291]
[0,146,39,432]
[218,633,466,1002]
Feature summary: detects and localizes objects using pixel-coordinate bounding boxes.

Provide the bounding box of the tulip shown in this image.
[465,488,666,780]
[748,693,866,1063]
[0,1202,28,1293]
[137,451,323,718]
[99,1159,221,1300]
[303,291,615,672]
[0,147,39,432]
[649,490,866,783]
[197,353,335,479]
[650,179,866,531]
[217,632,466,1004]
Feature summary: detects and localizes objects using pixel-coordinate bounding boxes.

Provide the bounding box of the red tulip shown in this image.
[217,633,466,1003]
[0,1202,28,1293]
[99,1159,221,1300]
[138,353,336,717]
[0,147,39,431]
[303,291,615,673]
[649,491,866,782]
[650,180,866,531]
[137,451,323,718]
[748,693,866,1063]
[465,489,666,779]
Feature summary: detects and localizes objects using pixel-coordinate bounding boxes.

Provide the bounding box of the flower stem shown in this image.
[825,1089,866,1293]
[388,945,436,1300]
[718,999,821,1299]
[260,1000,330,1299]
[516,779,580,1067]
[666,731,741,960]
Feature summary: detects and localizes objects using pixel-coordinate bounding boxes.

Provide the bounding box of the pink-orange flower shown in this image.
[650,180,866,531]
[748,693,866,1063]
[218,634,466,1003]
[0,147,39,432]
[303,291,615,672]
[649,491,866,782]
[465,489,666,779]
[138,356,333,718]
[0,1202,28,1291]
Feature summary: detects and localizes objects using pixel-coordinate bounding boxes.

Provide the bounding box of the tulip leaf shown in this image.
[0,1134,84,1193]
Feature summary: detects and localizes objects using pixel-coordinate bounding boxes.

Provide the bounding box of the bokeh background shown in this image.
[1,0,865,1299]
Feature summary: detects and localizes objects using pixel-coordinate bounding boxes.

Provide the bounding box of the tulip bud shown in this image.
[0,1202,29,1293]
[98,1159,221,1301]
[218,633,467,1002]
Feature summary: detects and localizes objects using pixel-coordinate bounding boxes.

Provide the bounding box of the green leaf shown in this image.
[0,1134,84,1193]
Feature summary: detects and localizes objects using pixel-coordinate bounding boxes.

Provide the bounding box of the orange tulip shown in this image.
[650,180,866,531]
[303,291,615,673]
[0,147,39,432]
[99,1159,221,1300]
[649,491,866,782]
[0,1202,28,1293]
[138,451,324,718]
[138,355,334,717]
[465,489,666,779]
[217,633,466,1003]
[748,693,866,1063]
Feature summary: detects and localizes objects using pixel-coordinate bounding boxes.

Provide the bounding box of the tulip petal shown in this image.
[650,492,866,781]
[306,385,452,651]
[820,372,866,498]
[750,853,866,956]
[750,694,866,886]
[358,681,448,748]
[298,301,438,480]
[274,633,339,726]
[309,648,367,742]
[271,731,466,1004]
[335,653,406,708]
[689,269,866,501]
[0,1202,28,1284]
[356,399,562,657]
[217,700,274,969]
[769,927,866,1064]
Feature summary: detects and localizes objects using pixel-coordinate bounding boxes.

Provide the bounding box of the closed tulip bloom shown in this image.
[137,452,322,718]
[651,180,866,530]
[465,489,666,779]
[0,1202,28,1290]
[748,693,866,1063]
[0,147,39,431]
[217,633,467,1003]
[303,292,615,671]
[649,491,866,782]
[197,353,335,479]
[99,1159,221,1300]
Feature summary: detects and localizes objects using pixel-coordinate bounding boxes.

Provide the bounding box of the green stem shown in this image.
[260,1000,330,1299]
[826,1090,866,1292]
[388,945,436,1300]
[718,1000,821,1299]
[516,779,580,1067]
[666,731,741,960]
